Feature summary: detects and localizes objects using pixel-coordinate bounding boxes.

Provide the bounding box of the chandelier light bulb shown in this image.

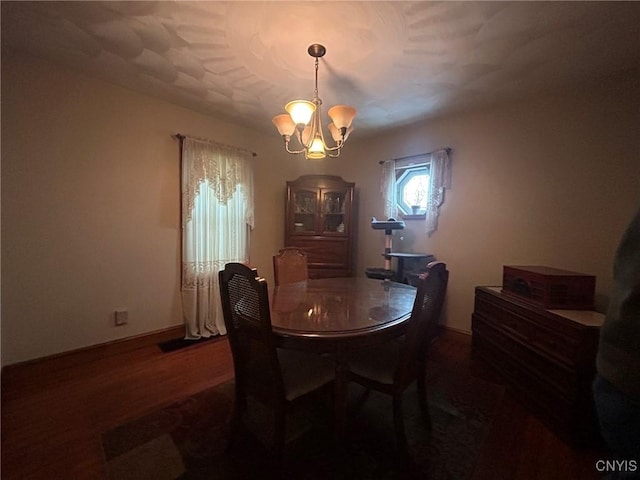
[307,136,326,159]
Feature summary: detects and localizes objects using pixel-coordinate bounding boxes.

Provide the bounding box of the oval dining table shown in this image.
[270,276,418,440]
[270,276,418,352]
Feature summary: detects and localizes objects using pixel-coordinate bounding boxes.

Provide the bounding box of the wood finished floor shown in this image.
[1,329,607,479]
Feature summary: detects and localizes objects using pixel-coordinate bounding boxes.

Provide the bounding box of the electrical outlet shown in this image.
[115,310,128,326]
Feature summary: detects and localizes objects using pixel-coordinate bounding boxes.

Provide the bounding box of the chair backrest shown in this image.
[219,263,285,406]
[273,247,308,285]
[394,261,449,388]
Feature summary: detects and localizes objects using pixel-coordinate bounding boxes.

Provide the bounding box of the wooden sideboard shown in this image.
[471,286,604,446]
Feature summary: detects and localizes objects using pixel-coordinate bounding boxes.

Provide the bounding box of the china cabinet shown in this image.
[284,175,355,278]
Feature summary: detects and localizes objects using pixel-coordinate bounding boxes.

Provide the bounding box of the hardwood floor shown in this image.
[432,332,607,480]
[1,328,607,479]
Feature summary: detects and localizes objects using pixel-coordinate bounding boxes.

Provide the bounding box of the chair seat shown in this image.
[278,348,335,401]
[344,340,402,385]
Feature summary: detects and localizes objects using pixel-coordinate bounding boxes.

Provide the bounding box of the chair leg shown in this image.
[227,395,246,451]
[273,406,286,475]
[351,386,372,416]
[416,362,432,431]
[392,393,409,459]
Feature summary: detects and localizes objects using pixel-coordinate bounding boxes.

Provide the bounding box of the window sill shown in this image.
[401,214,425,220]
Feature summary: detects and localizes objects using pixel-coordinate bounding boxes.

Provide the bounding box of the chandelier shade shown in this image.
[272,44,357,159]
[272,114,296,136]
[327,105,357,130]
[285,100,316,125]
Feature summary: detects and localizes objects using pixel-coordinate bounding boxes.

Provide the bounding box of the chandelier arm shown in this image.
[322,143,344,152]
[295,126,312,150]
[286,144,307,155]
[281,135,306,155]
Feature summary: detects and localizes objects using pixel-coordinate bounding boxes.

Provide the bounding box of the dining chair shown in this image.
[336,261,449,456]
[218,262,335,470]
[273,247,308,285]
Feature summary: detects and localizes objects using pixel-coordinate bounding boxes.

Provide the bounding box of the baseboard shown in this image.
[3,324,470,374]
[2,325,186,374]
[442,325,472,336]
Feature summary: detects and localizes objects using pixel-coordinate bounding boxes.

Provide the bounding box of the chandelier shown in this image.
[272,44,357,159]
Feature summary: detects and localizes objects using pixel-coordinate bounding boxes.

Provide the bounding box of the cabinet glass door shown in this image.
[322,190,346,234]
[292,189,317,233]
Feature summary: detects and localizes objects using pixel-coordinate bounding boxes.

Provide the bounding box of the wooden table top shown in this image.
[270,277,417,350]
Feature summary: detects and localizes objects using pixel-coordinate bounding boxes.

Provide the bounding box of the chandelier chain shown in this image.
[314,57,319,100]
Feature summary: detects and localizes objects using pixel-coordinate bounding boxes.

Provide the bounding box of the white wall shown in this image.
[335,71,640,333]
[3,49,638,365]
[0,50,335,365]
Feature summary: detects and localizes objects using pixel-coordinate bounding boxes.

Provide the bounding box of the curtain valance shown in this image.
[181,136,254,228]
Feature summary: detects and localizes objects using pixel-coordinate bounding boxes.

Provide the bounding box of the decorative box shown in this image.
[502,265,596,310]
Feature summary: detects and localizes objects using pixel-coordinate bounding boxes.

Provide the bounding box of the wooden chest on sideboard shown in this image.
[502,265,596,310]
[471,286,604,446]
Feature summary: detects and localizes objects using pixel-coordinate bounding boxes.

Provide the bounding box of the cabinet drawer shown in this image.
[530,327,579,367]
[310,268,349,279]
[472,314,578,400]
[472,327,575,424]
[475,294,581,366]
[472,286,601,446]
[290,239,348,266]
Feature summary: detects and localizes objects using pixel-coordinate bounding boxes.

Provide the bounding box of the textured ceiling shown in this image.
[2,1,639,137]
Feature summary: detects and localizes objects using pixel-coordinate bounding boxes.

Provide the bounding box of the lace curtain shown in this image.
[181,137,254,339]
[380,149,451,236]
[380,159,398,219]
[425,149,451,236]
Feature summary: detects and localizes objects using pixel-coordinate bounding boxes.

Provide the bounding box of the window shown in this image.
[396,165,430,216]
[380,149,451,235]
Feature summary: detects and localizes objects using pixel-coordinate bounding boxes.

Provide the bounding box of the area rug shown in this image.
[102,362,503,480]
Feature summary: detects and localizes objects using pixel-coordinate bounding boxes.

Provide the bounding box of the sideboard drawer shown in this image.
[472,314,578,400]
[472,286,604,446]
[475,293,582,365]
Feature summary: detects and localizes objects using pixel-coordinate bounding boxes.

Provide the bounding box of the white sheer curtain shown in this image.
[380,149,451,235]
[181,137,254,339]
[380,159,398,219]
[425,149,451,236]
